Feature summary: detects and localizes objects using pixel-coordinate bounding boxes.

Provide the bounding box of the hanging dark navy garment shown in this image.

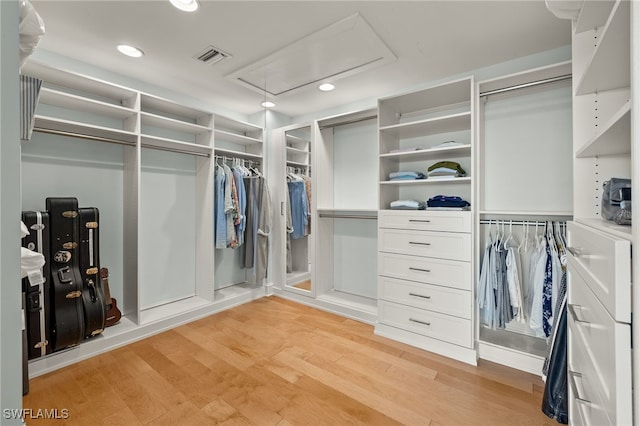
[541,295,568,423]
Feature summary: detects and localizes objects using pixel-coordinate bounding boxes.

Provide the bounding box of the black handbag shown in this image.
[601,178,631,222]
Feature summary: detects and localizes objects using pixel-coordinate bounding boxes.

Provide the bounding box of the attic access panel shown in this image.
[226,13,396,97]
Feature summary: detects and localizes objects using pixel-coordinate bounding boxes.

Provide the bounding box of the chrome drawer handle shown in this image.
[409,292,431,299]
[409,267,431,273]
[568,371,591,406]
[409,242,431,246]
[409,219,431,223]
[567,246,587,258]
[409,318,431,326]
[568,304,591,327]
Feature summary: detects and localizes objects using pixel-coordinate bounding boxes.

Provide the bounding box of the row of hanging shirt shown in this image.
[286,168,311,240]
[214,157,272,281]
[478,220,567,338]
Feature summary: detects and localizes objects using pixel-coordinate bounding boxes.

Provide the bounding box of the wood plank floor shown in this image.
[23,297,554,425]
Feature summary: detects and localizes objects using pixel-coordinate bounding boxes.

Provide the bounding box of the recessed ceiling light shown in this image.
[261,101,276,108]
[170,0,199,12]
[117,44,144,58]
[318,83,335,92]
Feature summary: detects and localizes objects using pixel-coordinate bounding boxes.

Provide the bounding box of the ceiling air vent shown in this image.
[194,45,231,65]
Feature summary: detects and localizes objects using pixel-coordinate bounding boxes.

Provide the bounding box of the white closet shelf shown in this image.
[379,112,471,139]
[215,115,263,137]
[214,129,263,146]
[39,87,136,119]
[23,60,137,103]
[574,217,632,242]
[139,296,213,325]
[286,160,309,167]
[33,115,138,144]
[141,93,210,122]
[285,134,310,145]
[479,210,573,218]
[380,144,471,160]
[575,0,615,34]
[141,111,211,134]
[380,177,471,185]
[574,0,630,96]
[286,146,309,154]
[214,147,262,162]
[576,100,631,158]
[141,134,212,156]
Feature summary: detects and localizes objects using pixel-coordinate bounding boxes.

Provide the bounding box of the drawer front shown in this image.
[568,262,632,426]
[379,276,471,319]
[567,221,631,323]
[379,210,471,233]
[568,336,614,426]
[379,301,472,348]
[378,229,471,262]
[378,252,471,290]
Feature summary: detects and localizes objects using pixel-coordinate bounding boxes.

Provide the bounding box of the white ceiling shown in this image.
[29,1,571,119]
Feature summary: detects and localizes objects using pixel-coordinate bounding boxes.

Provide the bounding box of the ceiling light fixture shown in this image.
[261,101,276,108]
[318,83,335,92]
[117,44,144,58]
[170,0,199,12]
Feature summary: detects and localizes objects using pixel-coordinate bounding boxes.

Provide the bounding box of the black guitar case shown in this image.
[46,197,85,351]
[21,211,52,359]
[78,207,106,338]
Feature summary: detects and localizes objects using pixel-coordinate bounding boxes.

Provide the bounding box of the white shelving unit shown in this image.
[563,1,635,423]
[476,61,573,374]
[19,60,266,377]
[375,78,477,365]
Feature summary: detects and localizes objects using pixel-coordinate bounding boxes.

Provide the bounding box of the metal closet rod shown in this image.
[35,127,211,158]
[318,115,377,130]
[35,127,136,147]
[318,213,377,220]
[480,74,572,97]
[215,154,260,165]
[479,219,566,226]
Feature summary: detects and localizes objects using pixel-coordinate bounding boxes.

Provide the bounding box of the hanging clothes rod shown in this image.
[34,127,136,147]
[318,115,377,130]
[214,154,260,164]
[479,219,566,226]
[318,214,377,220]
[143,144,210,158]
[480,74,572,98]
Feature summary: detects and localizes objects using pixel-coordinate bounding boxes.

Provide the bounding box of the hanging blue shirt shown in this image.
[214,165,227,249]
[288,180,308,239]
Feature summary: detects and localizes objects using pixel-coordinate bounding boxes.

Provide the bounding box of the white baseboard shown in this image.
[478,340,544,375]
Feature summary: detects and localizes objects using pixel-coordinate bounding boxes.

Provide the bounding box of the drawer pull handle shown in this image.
[409,242,431,246]
[409,318,431,326]
[568,304,591,327]
[409,267,431,273]
[567,246,587,258]
[409,219,431,223]
[568,371,591,406]
[409,292,431,300]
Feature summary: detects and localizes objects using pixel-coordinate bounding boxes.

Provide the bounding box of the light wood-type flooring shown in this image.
[23,297,555,425]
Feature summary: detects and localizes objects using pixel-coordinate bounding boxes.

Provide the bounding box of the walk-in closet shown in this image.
[3,1,638,424]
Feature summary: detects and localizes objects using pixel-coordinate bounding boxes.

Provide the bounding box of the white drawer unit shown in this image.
[567,221,631,323]
[379,301,473,348]
[380,276,472,319]
[379,210,472,233]
[378,228,472,262]
[567,260,632,426]
[378,252,471,290]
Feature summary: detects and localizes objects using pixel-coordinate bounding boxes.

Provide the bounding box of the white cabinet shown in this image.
[20,60,265,376]
[561,1,636,424]
[374,79,476,365]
